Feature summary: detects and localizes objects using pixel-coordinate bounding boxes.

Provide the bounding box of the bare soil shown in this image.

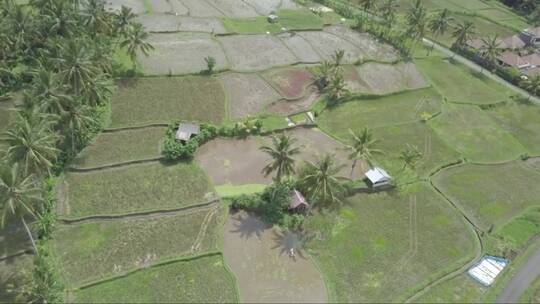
[137,15,226,34]
[180,0,224,17]
[204,0,260,17]
[218,35,298,71]
[278,32,321,63]
[262,67,314,100]
[105,0,146,14]
[324,25,400,62]
[356,62,429,94]
[196,128,365,186]
[220,72,282,119]
[243,0,284,15]
[266,87,320,116]
[141,33,228,75]
[297,31,363,64]
[148,0,189,15]
[223,211,327,303]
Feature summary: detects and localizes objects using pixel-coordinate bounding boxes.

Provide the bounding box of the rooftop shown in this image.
[290,189,309,209]
[175,123,200,141]
[365,167,391,184]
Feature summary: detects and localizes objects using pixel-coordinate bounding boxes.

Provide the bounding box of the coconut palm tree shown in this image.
[326,71,349,103]
[399,144,423,171]
[299,154,348,206]
[0,162,43,254]
[480,34,502,71]
[406,0,427,52]
[113,5,136,36]
[452,20,476,51]
[332,49,345,68]
[120,23,154,71]
[428,9,454,55]
[260,134,300,182]
[3,111,60,176]
[55,40,99,95]
[345,128,383,177]
[313,61,333,91]
[59,99,98,155]
[521,75,540,100]
[380,0,399,29]
[82,0,113,35]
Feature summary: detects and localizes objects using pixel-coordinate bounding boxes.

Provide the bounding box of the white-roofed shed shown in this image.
[365,167,392,188]
[467,255,509,287]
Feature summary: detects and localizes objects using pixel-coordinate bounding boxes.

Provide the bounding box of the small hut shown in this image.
[289,189,309,212]
[175,123,200,142]
[267,14,279,23]
[365,167,392,189]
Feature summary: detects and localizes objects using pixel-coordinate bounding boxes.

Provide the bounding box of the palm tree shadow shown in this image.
[229,213,268,240]
[270,229,307,261]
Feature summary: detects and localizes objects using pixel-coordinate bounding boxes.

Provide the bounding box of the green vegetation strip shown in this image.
[51,205,224,287]
[221,9,324,34]
[73,254,238,303]
[60,162,214,219]
[215,183,266,197]
[305,182,476,302]
[317,87,443,140]
[429,104,526,163]
[110,76,226,128]
[432,161,540,231]
[70,127,165,169]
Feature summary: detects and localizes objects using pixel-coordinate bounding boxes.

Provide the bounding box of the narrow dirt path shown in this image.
[223,211,327,303]
[496,242,540,303]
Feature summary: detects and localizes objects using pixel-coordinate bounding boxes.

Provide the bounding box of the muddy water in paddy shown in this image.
[223,211,327,303]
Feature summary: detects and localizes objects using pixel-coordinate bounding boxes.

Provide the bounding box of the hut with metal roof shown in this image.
[175,123,200,142]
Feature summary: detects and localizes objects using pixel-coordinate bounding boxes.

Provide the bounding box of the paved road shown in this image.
[422,38,540,104]
[496,244,540,303]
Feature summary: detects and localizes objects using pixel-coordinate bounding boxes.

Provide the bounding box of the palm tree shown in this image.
[260,134,300,182]
[313,61,333,91]
[332,49,345,68]
[399,144,423,171]
[55,40,99,94]
[0,163,43,254]
[299,154,348,206]
[406,0,427,52]
[428,9,454,55]
[120,23,154,71]
[59,99,98,155]
[3,111,60,176]
[326,71,349,102]
[452,21,476,51]
[345,128,383,177]
[82,0,113,35]
[113,5,136,36]
[521,75,540,100]
[480,34,502,71]
[380,0,399,29]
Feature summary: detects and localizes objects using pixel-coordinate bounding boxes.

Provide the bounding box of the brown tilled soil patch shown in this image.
[223,211,327,303]
[196,128,365,186]
[262,67,314,100]
[266,88,320,116]
[220,73,282,119]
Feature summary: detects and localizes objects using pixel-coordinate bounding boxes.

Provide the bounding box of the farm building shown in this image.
[289,189,309,211]
[175,123,200,141]
[468,256,509,287]
[365,167,392,189]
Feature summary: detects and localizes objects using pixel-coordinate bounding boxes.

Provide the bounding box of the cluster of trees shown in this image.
[313,50,350,104]
[499,0,540,24]
[0,0,152,301]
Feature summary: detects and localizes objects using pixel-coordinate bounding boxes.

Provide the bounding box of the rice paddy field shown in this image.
[58,162,214,219]
[221,9,324,34]
[304,183,477,302]
[416,56,511,104]
[0,255,32,303]
[70,127,165,169]
[429,104,526,163]
[73,254,238,303]
[317,87,443,140]
[432,162,540,231]
[110,76,226,128]
[51,204,224,286]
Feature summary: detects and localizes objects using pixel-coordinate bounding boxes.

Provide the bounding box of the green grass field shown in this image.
[494,207,540,250]
[430,104,526,163]
[372,122,461,178]
[71,127,165,169]
[485,102,540,156]
[61,162,214,219]
[305,182,476,302]
[415,273,488,303]
[221,9,324,34]
[110,76,226,128]
[52,206,223,287]
[432,161,540,231]
[416,56,511,104]
[73,254,237,303]
[318,88,442,140]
